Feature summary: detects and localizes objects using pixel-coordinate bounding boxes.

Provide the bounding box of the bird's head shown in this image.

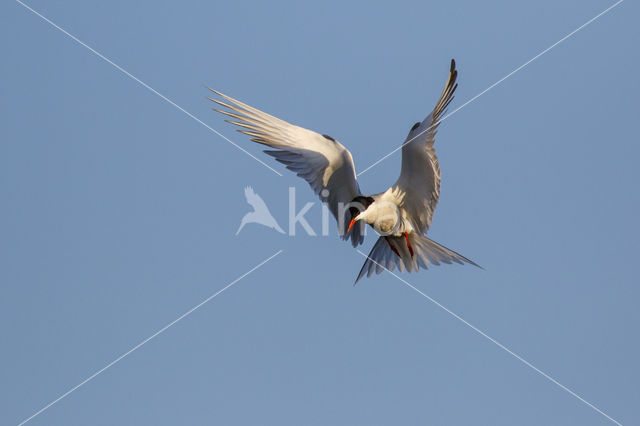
[346,195,375,235]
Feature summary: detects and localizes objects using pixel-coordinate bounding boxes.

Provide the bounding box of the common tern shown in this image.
[209,59,480,283]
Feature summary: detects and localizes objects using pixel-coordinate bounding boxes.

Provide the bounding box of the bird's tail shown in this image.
[272,222,286,234]
[235,217,248,235]
[355,233,481,283]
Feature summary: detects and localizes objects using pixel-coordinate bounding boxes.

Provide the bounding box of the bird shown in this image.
[209,59,480,283]
[236,186,285,235]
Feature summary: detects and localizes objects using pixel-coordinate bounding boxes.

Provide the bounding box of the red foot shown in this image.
[386,237,401,258]
[404,232,414,257]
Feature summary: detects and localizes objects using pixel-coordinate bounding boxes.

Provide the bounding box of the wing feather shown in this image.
[393,59,458,234]
[209,89,364,246]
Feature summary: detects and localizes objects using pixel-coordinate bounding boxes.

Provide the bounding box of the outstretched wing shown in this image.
[209,89,364,246]
[393,59,458,234]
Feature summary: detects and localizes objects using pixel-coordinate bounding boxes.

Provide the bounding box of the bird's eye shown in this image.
[410,122,420,132]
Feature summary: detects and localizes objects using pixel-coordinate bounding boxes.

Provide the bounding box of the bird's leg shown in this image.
[385,236,401,258]
[404,232,414,257]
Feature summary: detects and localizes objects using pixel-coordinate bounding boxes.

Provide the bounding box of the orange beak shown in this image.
[347,218,357,234]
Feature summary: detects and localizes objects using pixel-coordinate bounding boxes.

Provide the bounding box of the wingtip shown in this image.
[466,258,484,270]
[450,58,456,72]
[205,86,222,96]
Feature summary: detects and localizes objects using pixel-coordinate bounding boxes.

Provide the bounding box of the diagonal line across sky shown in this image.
[12,1,626,425]
[14,0,283,176]
[356,250,623,426]
[356,0,624,177]
[16,250,283,426]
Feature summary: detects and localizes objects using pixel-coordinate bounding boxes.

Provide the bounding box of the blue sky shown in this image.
[1,0,638,425]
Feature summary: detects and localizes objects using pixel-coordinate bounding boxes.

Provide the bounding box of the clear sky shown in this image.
[1,0,638,425]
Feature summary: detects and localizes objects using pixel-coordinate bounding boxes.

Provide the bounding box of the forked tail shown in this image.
[355,233,481,284]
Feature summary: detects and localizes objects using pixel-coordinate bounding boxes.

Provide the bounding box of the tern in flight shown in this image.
[209,59,480,283]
